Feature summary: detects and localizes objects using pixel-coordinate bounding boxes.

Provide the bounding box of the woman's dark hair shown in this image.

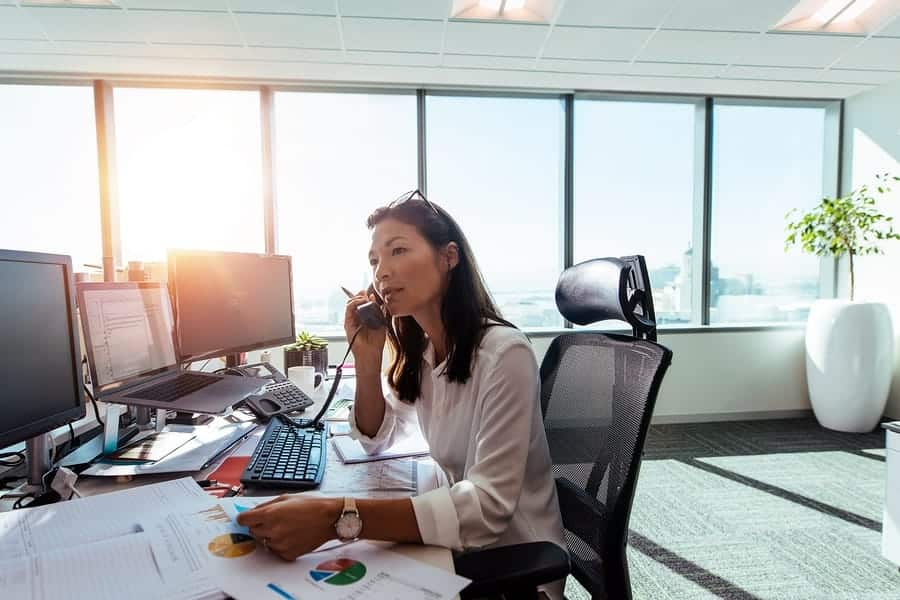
[366,196,514,403]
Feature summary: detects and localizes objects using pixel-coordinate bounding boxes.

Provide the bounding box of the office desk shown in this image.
[4,386,458,598]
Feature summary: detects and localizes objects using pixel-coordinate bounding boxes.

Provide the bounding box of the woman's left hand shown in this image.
[235,495,342,561]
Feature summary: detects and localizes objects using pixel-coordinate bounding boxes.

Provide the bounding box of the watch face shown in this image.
[336,511,363,540]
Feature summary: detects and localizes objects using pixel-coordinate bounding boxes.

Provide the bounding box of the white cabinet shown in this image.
[883,425,900,566]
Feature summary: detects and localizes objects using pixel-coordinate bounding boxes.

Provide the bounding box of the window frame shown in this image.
[0,78,842,336]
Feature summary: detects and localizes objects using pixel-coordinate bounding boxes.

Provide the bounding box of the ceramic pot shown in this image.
[805,300,893,432]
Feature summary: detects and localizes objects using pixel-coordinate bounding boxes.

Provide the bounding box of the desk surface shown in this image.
[3,384,457,597]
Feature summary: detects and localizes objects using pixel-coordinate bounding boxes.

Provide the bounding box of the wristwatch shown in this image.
[334,497,363,542]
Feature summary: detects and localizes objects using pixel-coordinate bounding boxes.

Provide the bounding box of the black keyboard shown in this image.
[262,381,314,412]
[240,418,326,489]
[125,372,218,403]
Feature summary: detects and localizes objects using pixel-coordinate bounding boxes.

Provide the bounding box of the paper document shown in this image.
[332,433,430,464]
[0,477,225,600]
[81,421,257,476]
[144,498,469,600]
[0,477,213,561]
[0,531,222,600]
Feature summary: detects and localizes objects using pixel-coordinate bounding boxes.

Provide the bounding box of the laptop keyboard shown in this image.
[125,372,219,403]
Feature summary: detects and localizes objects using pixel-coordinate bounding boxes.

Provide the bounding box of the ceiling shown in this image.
[1,0,899,98]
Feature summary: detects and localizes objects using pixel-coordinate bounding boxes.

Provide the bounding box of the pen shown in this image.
[340,286,356,299]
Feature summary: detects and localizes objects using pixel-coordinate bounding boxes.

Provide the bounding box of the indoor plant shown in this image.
[283,331,329,375]
[785,172,900,432]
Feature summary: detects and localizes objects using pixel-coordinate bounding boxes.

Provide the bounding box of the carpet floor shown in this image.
[563,418,896,600]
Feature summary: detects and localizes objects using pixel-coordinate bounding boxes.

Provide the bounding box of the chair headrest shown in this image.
[555,256,657,339]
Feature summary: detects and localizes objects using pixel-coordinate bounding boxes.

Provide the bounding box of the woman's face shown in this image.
[368,217,450,317]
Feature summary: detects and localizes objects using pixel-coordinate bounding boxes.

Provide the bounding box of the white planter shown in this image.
[805,300,894,432]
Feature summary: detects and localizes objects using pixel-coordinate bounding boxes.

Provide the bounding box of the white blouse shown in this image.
[348,324,566,596]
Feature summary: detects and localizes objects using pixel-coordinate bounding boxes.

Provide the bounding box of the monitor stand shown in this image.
[25,434,51,488]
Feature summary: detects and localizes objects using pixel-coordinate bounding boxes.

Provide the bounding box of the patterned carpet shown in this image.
[563,418,897,600]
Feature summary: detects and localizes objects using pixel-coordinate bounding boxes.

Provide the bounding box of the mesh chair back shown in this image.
[542,256,672,599]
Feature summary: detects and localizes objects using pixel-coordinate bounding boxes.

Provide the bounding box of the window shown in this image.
[710,103,828,324]
[574,98,700,325]
[426,94,565,329]
[274,92,417,335]
[114,87,264,264]
[0,84,101,271]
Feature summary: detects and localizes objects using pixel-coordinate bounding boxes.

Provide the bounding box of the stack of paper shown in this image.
[0,478,224,600]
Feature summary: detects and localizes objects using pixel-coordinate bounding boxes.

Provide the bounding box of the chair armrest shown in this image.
[453,541,570,599]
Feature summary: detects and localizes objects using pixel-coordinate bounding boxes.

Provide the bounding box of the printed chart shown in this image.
[208,533,257,559]
[309,558,367,586]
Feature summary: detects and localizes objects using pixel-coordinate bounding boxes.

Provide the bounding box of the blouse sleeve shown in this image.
[347,375,419,455]
[410,341,537,551]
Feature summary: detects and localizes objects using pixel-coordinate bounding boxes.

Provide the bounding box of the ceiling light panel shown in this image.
[451,0,559,23]
[775,0,900,33]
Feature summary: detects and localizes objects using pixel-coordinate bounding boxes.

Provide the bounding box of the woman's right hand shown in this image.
[343,290,387,373]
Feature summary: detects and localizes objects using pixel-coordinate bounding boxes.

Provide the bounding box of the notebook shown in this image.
[332,433,430,464]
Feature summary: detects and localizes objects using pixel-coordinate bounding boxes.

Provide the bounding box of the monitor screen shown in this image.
[168,251,295,362]
[0,250,85,449]
[78,283,178,390]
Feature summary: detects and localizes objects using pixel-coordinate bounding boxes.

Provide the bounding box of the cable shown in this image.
[67,423,75,451]
[0,451,25,467]
[83,384,104,429]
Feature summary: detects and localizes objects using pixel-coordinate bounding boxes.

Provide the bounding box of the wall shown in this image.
[285,327,810,424]
[842,77,900,418]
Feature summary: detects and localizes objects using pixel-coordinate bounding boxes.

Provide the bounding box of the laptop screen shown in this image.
[79,283,178,390]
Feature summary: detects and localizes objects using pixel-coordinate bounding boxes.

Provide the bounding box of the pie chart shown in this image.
[309,557,367,586]
[208,533,257,558]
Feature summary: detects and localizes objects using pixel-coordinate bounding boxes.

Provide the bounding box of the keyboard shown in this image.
[125,372,218,403]
[262,381,314,412]
[240,418,326,489]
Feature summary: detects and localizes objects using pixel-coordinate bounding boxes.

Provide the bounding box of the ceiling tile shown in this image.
[230,0,335,15]
[0,6,45,40]
[247,46,343,60]
[443,54,536,70]
[0,0,17,4]
[735,32,860,68]
[630,61,724,77]
[0,39,51,52]
[875,14,900,37]
[543,26,652,60]
[339,0,449,20]
[536,58,632,74]
[834,36,900,70]
[555,0,674,28]
[26,7,141,43]
[637,29,757,63]
[345,50,441,67]
[661,0,798,32]
[126,9,241,45]
[342,17,443,52]
[722,65,823,82]
[821,68,900,84]
[118,0,227,10]
[443,21,547,57]
[235,13,339,48]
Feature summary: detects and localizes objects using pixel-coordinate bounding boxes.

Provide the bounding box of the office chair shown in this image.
[454,256,673,600]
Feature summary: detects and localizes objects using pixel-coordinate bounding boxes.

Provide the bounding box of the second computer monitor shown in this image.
[168,250,296,363]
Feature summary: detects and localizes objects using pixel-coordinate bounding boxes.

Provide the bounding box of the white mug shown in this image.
[288,366,325,397]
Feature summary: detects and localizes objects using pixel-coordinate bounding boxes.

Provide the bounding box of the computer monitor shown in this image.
[0,249,85,484]
[168,250,296,363]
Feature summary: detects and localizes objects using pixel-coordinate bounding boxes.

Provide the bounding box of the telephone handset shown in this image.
[356,283,388,329]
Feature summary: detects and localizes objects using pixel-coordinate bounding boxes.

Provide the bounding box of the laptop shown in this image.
[77,282,264,414]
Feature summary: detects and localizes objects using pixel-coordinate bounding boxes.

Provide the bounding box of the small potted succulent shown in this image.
[284,331,329,375]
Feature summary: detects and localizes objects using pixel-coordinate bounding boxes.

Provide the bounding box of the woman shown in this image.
[237,191,566,598]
